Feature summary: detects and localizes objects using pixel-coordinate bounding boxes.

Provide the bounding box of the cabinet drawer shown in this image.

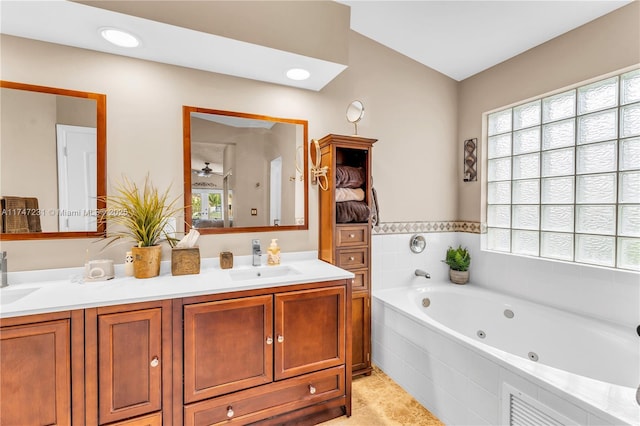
[351,269,369,292]
[336,225,368,247]
[336,248,368,270]
[111,412,162,426]
[184,366,345,426]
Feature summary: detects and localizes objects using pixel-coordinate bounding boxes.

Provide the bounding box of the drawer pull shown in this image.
[349,256,355,261]
[309,384,316,395]
[349,233,355,238]
[266,336,273,345]
[277,335,284,343]
[227,406,234,418]
[150,356,159,368]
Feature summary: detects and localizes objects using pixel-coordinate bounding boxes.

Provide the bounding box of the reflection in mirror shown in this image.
[0,81,106,240]
[183,107,308,234]
[346,100,364,135]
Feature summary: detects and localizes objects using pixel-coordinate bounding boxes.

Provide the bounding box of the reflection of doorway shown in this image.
[270,157,282,226]
[192,189,232,225]
[56,124,97,231]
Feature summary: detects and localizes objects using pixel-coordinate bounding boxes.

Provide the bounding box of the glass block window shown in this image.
[487,68,640,271]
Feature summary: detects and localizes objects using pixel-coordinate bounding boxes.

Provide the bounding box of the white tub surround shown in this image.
[373,231,639,330]
[0,251,353,318]
[372,283,640,426]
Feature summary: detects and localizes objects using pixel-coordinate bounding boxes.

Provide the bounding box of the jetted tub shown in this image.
[372,281,640,425]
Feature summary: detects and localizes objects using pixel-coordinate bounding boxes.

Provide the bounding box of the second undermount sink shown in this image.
[229,265,301,282]
[0,287,39,305]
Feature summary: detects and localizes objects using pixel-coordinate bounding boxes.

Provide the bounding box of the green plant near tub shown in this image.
[443,245,471,284]
[100,175,181,278]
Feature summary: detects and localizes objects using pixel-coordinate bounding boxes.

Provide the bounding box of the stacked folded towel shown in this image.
[335,166,370,223]
[335,188,365,202]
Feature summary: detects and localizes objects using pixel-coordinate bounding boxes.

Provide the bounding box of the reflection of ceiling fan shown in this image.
[193,162,221,177]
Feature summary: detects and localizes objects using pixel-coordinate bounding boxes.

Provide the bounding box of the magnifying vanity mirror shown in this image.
[0,81,106,240]
[346,100,365,135]
[183,106,308,234]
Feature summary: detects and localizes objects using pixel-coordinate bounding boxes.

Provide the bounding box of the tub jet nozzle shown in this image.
[414,269,431,279]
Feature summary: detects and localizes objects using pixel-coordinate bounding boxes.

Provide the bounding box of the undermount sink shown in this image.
[0,287,39,305]
[229,265,301,282]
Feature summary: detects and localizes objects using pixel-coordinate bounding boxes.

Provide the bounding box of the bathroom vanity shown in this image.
[0,253,353,426]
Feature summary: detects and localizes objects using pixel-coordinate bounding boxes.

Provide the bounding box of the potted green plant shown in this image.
[443,245,471,284]
[100,175,181,279]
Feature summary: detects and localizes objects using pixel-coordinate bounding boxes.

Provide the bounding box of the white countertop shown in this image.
[0,251,354,319]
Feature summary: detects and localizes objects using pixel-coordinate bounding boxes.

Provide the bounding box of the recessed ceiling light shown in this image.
[286,68,311,81]
[100,27,139,48]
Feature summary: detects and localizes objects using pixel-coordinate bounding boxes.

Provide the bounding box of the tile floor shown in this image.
[321,366,444,425]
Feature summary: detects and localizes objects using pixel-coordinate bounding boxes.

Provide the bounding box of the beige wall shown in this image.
[328,32,459,223]
[457,1,640,221]
[6,2,633,271]
[1,29,459,271]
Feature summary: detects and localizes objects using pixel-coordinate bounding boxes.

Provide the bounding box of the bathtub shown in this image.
[372,281,640,425]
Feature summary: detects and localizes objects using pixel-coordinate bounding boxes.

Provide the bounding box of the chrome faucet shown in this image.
[1,252,7,287]
[252,239,262,266]
[414,269,431,279]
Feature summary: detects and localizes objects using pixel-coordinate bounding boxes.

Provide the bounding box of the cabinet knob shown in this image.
[349,256,355,261]
[227,406,234,418]
[277,335,284,343]
[266,336,273,345]
[309,385,316,395]
[150,356,159,368]
[349,233,355,238]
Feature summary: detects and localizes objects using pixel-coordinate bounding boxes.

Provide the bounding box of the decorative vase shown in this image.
[449,269,469,285]
[132,245,162,279]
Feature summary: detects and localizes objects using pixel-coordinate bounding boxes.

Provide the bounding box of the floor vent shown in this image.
[502,383,576,426]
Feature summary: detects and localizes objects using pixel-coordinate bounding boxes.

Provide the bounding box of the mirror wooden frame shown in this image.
[183,106,308,234]
[0,80,107,240]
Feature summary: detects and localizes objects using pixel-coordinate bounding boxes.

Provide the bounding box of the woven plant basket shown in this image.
[449,269,469,285]
[132,245,162,279]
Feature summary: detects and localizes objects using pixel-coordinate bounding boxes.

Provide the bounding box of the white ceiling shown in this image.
[0,0,633,88]
[0,0,347,91]
[343,0,632,81]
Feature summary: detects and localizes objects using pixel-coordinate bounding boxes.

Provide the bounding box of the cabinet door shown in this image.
[0,319,71,426]
[183,295,273,403]
[98,308,162,424]
[274,286,345,380]
[351,293,371,374]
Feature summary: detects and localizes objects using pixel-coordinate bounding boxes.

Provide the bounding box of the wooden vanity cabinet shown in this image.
[318,134,376,376]
[85,300,173,426]
[0,310,84,426]
[1,277,350,425]
[176,281,351,426]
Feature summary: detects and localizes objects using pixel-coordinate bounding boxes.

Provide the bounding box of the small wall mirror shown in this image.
[346,100,364,135]
[183,106,308,234]
[0,81,106,240]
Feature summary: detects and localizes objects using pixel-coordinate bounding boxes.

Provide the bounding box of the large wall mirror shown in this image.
[0,81,106,240]
[183,106,308,234]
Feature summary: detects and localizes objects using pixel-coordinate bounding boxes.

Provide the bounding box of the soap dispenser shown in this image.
[267,239,281,266]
